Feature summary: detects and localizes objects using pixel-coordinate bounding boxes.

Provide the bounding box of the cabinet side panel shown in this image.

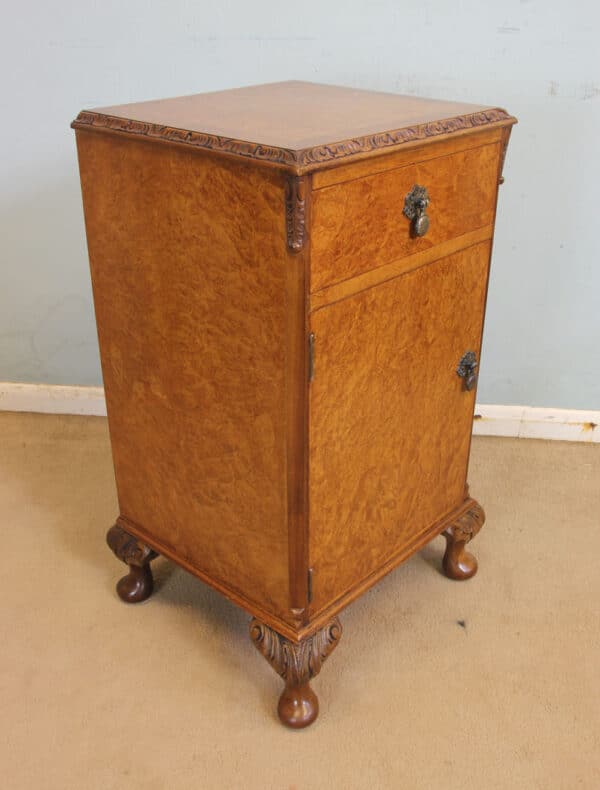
[76,132,291,622]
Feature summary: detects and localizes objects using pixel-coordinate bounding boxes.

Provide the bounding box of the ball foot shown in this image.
[442,545,478,580]
[116,564,154,603]
[278,682,319,729]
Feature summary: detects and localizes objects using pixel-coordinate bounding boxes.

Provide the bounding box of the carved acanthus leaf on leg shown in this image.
[250,617,342,728]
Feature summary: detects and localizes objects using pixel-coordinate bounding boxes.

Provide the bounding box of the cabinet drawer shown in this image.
[310,142,500,293]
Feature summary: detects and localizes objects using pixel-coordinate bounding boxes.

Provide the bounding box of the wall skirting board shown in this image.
[472,404,598,443]
[0,382,598,443]
[0,383,106,416]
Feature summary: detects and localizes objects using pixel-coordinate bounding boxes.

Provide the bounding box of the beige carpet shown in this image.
[1,412,598,790]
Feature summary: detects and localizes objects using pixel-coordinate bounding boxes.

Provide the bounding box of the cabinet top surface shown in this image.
[72,81,515,173]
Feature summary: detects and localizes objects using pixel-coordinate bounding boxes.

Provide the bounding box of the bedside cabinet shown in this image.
[72,81,516,728]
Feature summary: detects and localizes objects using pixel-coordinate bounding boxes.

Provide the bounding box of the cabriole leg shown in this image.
[250,617,342,729]
[106,523,158,603]
[442,500,486,580]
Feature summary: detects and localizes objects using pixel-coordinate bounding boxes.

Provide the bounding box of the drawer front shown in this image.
[308,241,490,612]
[310,142,500,293]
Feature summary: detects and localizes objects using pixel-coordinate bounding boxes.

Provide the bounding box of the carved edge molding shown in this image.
[443,500,486,544]
[106,523,158,567]
[72,111,298,167]
[296,109,514,167]
[250,617,342,686]
[285,175,306,252]
[72,108,515,172]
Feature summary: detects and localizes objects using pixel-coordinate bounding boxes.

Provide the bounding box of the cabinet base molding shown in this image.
[250,617,342,728]
[113,515,311,642]
[109,497,484,641]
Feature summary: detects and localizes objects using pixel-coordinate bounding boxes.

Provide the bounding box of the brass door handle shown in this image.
[457,351,478,391]
[403,184,430,237]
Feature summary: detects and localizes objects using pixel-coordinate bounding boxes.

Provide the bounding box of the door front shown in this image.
[308,241,491,613]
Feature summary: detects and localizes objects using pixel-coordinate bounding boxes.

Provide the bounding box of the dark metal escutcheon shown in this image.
[457,351,478,391]
[403,184,430,237]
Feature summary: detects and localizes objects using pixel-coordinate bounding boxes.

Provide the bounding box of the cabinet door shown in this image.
[308,241,491,612]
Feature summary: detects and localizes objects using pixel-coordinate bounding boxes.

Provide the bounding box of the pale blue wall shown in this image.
[1,1,598,408]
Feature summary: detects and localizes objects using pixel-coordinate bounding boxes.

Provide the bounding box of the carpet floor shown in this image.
[0,412,598,790]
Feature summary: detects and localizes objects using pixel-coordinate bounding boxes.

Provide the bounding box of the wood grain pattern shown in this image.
[311,142,500,292]
[76,130,295,626]
[115,514,306,642]
[308,242,491,612]
[71,81,515,174]
[310,226,493,311]
[297,496,482,637]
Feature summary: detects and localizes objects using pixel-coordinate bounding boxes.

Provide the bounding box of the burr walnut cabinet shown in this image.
[72,81,516,728]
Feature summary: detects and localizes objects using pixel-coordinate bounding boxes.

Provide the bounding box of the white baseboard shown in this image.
[0,383,598,443]
[472,404,599,443]
[0,383,106,416]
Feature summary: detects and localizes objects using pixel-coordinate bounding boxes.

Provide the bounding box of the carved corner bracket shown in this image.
[250,617,342,686]
[285,175,307,253]
[498,126,513,184]
[106,523,158,567]
[442,500,486,581]
[444,501,485,544]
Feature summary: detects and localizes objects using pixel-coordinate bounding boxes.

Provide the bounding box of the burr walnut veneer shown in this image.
[72,81,516,728]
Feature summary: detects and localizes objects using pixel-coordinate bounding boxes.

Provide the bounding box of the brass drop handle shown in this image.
[403,184,430,237]
[457,351,478,391]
